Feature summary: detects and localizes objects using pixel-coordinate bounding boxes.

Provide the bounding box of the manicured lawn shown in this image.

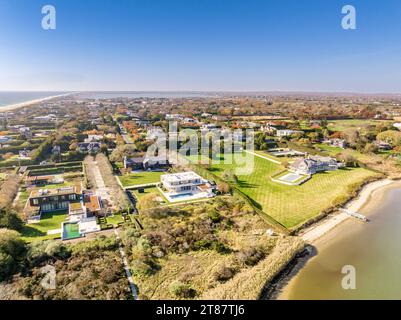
[253,150,288,163]
[315,143,344,155]
[207,153,380,229]
[132,187,167,203]
[327,119,392,132]
[20,210,68,242]
[119,171,164,187]
[105,214,123,225]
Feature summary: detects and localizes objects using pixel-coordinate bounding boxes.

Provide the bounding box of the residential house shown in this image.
[276,129,303,137]
[19,127,32,139]
[25,174,64,187]
[77,142,101,154]
[326,138,347,149]
[374,141,392,151]
[19,149,31,159]
[24,185,102,218]
[161,171,212,195]
[123,155,170,170]
[290,156,341,175]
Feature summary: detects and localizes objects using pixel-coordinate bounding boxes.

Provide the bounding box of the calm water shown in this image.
[75,91,220,99]
[0,91,67,108]
[280,186,401,300]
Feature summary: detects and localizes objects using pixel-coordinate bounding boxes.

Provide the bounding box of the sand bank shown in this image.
[0,93,73,113]
[299,178,395,244]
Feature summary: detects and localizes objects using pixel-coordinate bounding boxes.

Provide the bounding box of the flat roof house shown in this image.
[161,171,204,194]
[24,184,102,218]
[124,155,170,170]
[276,129,303,137]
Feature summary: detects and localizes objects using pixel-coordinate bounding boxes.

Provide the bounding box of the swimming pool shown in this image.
[62,222,81,240]
[280,173,302,182]
[169,193,193,199]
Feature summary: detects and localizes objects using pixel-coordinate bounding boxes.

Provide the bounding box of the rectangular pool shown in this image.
[62,222,81,240]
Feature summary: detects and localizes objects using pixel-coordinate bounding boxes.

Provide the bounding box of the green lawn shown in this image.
[20,210,68,242]
[314,143,344,155]
[207,153,380,229]
[119,171,164,187]
[132,187,167,201]
[105,214,124,225]
[253,150,288,163]
[327,119,392,132]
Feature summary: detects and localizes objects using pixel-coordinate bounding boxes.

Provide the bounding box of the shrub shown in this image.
[207,210,221,223]
[44,242,71,260]
[214,264,237,282]
[0,208,23,231]
[0,252,15,281]
[0,229,25,257]
[169,280,196,298]
[236,247,265,266]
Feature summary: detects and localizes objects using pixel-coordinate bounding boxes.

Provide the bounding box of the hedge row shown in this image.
[25,161,82,170]
[28,165,83,176]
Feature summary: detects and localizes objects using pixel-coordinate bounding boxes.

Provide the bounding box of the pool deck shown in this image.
[158,187,213,203]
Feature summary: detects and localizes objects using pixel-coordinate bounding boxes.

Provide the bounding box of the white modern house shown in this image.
[161,171,203,193]
[160,171,214,202]
[276,129,303,137]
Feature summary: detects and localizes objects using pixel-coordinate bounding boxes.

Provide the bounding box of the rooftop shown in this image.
[30,184,82,198]
[161,171,202,182]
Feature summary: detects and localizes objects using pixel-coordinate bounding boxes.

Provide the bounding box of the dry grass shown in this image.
[200,236,304,300]
[131,200,304,300]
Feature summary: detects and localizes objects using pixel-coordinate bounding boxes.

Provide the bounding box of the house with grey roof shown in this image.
[290,155,341,175]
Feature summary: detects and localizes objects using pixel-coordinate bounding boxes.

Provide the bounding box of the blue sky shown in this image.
[1,0,401,92]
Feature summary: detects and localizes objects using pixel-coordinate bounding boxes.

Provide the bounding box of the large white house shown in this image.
[276,129,303,137]
[161,171,204,194]
[160,171,214,202]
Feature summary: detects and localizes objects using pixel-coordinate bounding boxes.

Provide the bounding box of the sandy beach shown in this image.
[265,178,400,300]
[299,178,395,244]
[0,93,73,113]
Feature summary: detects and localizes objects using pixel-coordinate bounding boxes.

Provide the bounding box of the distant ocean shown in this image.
[0,91,68,108]
[75,92,220,99]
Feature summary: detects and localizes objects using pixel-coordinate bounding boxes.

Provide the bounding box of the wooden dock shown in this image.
[340,209,368,222]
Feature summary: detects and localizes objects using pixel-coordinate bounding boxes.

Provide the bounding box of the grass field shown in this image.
[327,119,392,132]
[20,210,67,242]
[207,153,380,229]
[131,187,168,206]
[314,143,344,155]
[118,171,164,187]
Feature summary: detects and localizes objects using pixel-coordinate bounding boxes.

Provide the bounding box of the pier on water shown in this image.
[340,209,368,222]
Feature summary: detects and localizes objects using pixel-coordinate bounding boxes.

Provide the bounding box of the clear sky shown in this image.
[1,0,401,92]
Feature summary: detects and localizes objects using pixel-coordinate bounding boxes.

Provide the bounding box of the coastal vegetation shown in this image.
[0,235,132,300]
[121,196,303,299]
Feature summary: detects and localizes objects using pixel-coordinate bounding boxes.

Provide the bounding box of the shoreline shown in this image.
[262,177,398,300]
[299,178,394,244]
[0,93,74,113]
